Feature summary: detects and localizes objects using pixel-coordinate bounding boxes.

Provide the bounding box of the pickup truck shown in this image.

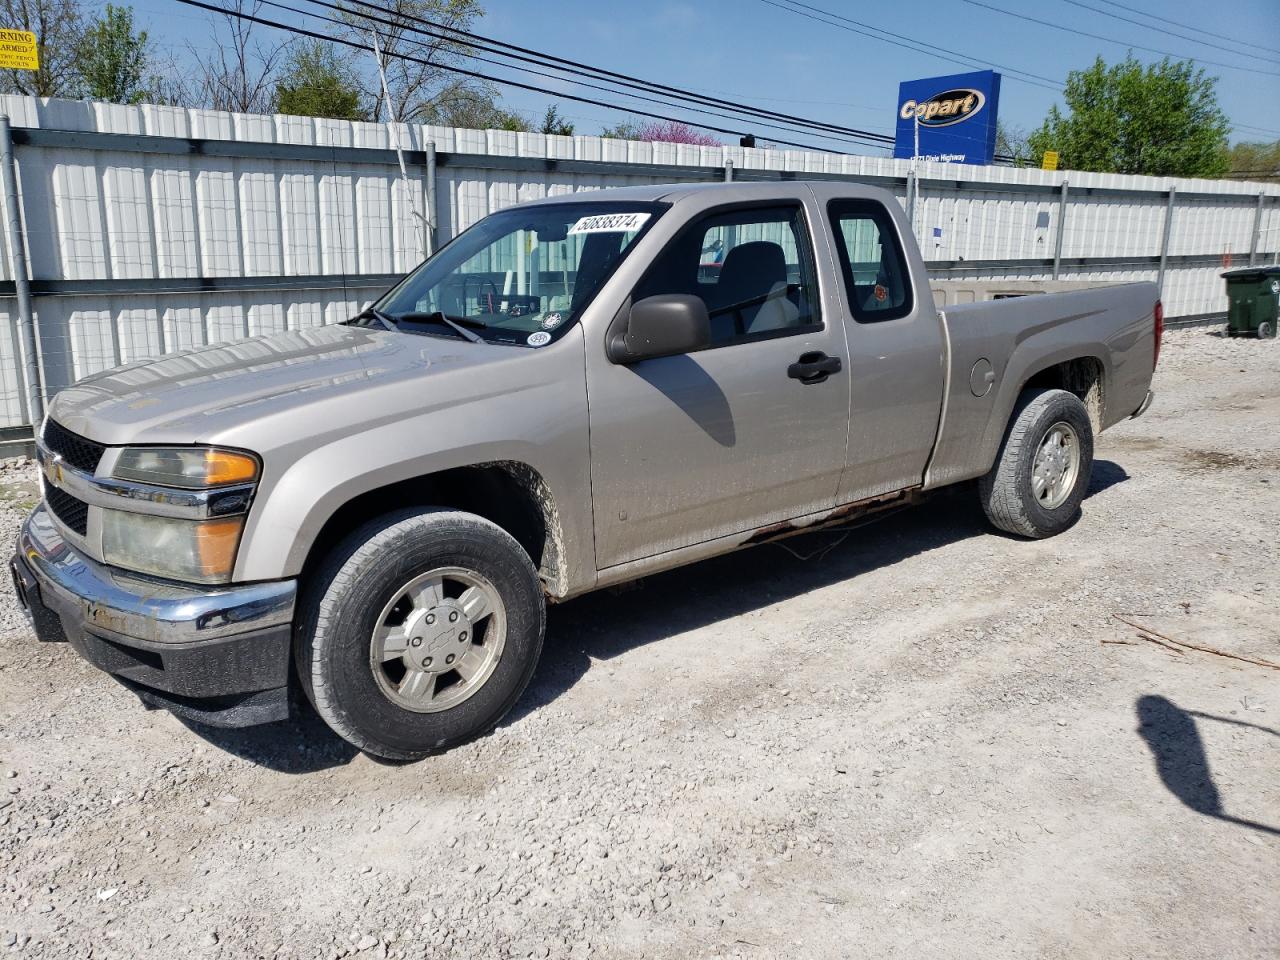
[12,181,1160,759]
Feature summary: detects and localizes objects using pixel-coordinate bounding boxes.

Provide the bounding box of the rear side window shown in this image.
[828,200,913,323]
[632,204,821,347]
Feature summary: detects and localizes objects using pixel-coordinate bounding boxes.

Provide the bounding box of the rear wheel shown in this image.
[979,388,1094,539]
[1258,320,1276,340]
[295,509,545,759]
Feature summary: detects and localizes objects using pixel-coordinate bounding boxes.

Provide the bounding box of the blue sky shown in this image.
[131,0,1280,151]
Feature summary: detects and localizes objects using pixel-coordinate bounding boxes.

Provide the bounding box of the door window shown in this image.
[632,204,822,346]
[828,200,913,322]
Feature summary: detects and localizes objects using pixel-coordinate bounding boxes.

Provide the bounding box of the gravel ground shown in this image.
[0,327,1277,960]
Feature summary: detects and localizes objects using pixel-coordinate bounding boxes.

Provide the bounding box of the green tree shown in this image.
[1225,140,1280,182]
[275,40,366,120]
[600,120,640,140]
[996,121,1030,166]
[1027,55,1230,178]
[539,104,573,136]
[76,4,150,104]
[0,0,84,98]
[339,0,486,122]
[420,83,527,131]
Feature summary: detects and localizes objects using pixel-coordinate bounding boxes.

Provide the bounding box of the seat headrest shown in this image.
[716,241,788,304]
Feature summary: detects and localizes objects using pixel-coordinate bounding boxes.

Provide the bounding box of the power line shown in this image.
[292,0,897,149]
[266,0,902,152]
[755,0,1064,93]
[332,0,912,148]
[1232,124,1280,141]
[306,0,1023,159]
[768,0,1280,141]
[762,0,1280,150]
[1084,0,1280,59]
[173,0,884,154]
[339,0,894,139]
[1058,0,1279,64]
[324,0,1032,158]
[962,0,1280,78]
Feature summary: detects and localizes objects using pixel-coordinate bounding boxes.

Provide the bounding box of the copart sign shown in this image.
[892,69,1001,166]
[899,89,986,128]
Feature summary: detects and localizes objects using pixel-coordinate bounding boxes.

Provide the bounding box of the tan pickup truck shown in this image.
[13,180,1160,758]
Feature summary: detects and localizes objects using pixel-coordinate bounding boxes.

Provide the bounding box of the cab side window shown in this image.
[828,200,913,323]
[632,204,821,347]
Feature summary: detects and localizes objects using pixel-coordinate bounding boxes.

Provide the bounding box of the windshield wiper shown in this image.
[395,311,485,343]
[352,305,399,332]
[397,311,488,330]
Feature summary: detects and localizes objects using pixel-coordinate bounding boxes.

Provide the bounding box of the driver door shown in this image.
[586,198,851,569]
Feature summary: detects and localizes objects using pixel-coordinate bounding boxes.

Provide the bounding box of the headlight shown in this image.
[101,511,244,584]
[113,447,258,489]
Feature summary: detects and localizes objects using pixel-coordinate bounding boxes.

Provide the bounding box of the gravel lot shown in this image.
[1,327,1277,960]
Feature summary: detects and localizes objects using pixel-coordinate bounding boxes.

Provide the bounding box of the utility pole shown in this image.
[906,109,920,224]
[0,115,42,425]
[369,30,429,261]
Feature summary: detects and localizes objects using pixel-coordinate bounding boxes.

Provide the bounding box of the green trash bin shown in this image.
[1221,265,1280,339]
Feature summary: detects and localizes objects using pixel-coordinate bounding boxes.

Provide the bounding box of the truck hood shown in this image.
[46,324,500,446]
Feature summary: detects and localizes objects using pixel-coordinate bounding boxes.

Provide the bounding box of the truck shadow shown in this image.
[508,461,1127,727]
[1135,695,1280,837]
[176,702,359,773]
[176,459,1127,767]
[1088,458,1129,496]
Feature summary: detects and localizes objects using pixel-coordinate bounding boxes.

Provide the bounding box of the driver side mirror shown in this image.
[607,294,711,364]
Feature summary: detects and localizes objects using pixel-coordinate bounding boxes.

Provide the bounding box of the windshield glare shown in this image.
[372,201,663,346]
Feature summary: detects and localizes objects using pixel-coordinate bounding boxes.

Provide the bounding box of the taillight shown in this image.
[1153,300,1163,370]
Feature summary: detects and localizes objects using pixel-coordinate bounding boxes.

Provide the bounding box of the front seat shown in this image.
[711,241,798,339]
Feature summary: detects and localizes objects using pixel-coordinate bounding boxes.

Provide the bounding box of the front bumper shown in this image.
[12,505,298,727]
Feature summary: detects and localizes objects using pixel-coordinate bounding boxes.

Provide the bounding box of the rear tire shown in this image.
[979,388,1094,539]
[294,509,545,760]
[1258,320,1276,340]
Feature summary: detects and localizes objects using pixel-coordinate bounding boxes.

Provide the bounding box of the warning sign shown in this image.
[0,30,38,71]
[1041,150,1059,172]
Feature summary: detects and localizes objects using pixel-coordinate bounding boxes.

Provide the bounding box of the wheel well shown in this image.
[1021,356,1104,429]
[301,462,567,597]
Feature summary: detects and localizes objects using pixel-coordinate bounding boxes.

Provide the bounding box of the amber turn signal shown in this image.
[203,450,259,486]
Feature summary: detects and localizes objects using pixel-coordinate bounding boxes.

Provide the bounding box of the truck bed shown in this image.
[926,282,1160,488]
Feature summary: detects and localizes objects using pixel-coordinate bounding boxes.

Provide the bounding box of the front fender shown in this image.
[231,334,593,595]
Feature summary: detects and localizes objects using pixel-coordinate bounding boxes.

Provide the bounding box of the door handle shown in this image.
[787,351,842,384]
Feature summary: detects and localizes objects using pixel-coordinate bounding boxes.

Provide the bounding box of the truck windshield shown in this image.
[363,201,665,346]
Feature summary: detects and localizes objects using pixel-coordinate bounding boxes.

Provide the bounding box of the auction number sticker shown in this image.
[568,212,651,235]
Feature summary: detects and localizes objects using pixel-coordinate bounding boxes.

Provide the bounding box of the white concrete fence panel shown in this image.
[0,94,1275,431]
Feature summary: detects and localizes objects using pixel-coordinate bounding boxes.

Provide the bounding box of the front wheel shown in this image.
[979,388,1094,539]
[1258,320,1276,340]
[295,509,545,759]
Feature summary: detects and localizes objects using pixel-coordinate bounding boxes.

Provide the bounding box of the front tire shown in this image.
[1258,320,1276,340]
[979,388,1094,539]
[295,509,545,759]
